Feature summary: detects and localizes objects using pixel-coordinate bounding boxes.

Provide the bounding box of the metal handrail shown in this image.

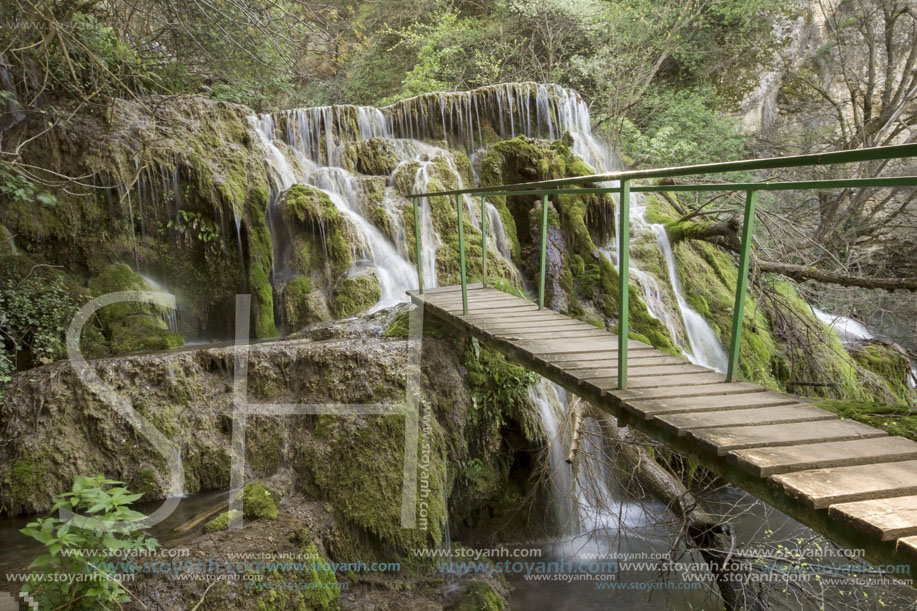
[412,143,917,197]
[409,144,917,389]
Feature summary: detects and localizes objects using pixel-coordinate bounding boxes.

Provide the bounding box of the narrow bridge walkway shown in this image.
[411,284,917,580]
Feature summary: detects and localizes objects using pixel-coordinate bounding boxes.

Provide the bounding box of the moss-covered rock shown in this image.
[477,136,676,353]
[282,276,331,330]
[302,411,448,556]
[242,482,279,520]
[300,540,340,610]
[205,509,242,532]
[246,187,278,339]
[88,263,185,355]
[278,184,363,322]
[342,138,399,176]
[815,400,917,440]
[129,468,162,502]
[331,272,381,318]
[456,581,505,611]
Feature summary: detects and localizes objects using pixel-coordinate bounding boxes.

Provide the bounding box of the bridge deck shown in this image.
[410,284,917,579]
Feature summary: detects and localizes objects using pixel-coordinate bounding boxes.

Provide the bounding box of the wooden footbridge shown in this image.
[408,144,917,583]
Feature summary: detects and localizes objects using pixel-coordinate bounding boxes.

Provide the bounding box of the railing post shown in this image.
[456,194,468,315]
[617,180,631,390]
[481,197,488,288]
[727,190,757,383]
[538,193,549,310]
[412,196,423,294]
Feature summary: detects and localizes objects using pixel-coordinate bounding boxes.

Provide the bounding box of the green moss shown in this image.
[6,458,45,511]
[0,225,15,256]
[848,343,914,405]
[300,541,340,610]
[302,412,447,555]
[346,138,399,176]
[86,264,185,355]
[129,469,162,502]
[456,582,504,611]
[370,206,396,242]
[383,310,411,338]
[242,482,279,520]
[246,187,278,339]
[283,276,330,330]
[815,400,917,441]
[205,509,242,532]
[283,185,339,225]
[331,273,381,318]
[672,239,779,385]
[88,263,154,327]
[665,219,713,244]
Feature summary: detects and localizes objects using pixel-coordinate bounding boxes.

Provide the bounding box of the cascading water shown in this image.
[653,224,729,371]
[140,274,179,333]
[528,380,646,537]
[253,83,608,309]
[813,307,874,344]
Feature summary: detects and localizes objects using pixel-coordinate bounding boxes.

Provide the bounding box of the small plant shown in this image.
[20,474,158,609]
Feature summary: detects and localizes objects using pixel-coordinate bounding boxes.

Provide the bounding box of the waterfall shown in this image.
[140,274,179,333]
[813,308,874,344]
[252,120,418,312]
[528,380,645,537]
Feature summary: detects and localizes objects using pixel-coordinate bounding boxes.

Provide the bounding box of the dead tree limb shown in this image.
[566,398,583,464]
[669,219,917,291]
[595,409,770,611]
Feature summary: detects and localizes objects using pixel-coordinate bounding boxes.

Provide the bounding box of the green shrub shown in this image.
[0,266,77,370]
[20,474,158,609]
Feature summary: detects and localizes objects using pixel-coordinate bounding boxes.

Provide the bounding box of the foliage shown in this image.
[20,475,158,610]
[619,88,748,166]
[464,337,538,430]
[0,269,77,369]
[0,163,57,207]
[165,210,222,247]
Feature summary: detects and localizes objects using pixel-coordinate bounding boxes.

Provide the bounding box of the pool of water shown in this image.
[0,491,227,594]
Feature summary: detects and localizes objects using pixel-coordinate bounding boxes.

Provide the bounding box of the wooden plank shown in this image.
[582,364,714,380]
[772,459,917,509]
[598,373,728,390]
[478,320,592,330]
[485,327,600,337]
[432,295,528,308]
[728,437,917,477]
[490,329,611,341]
[563,356,688,370]
[898,536,917,562]
[691,419,887,457]
[609,382,765,402]
[410,284,484,295]
[654,404,836,437]
[464,313,569,323]
[539,351,620,363]
[519,338,652,352]
[828,495,917,541]
[624,391,799,420]
[585,364,714,384]
[441,303,538,313]
[424,291,523,301]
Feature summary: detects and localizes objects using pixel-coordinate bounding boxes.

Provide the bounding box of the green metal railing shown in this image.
[410,143,917,389]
